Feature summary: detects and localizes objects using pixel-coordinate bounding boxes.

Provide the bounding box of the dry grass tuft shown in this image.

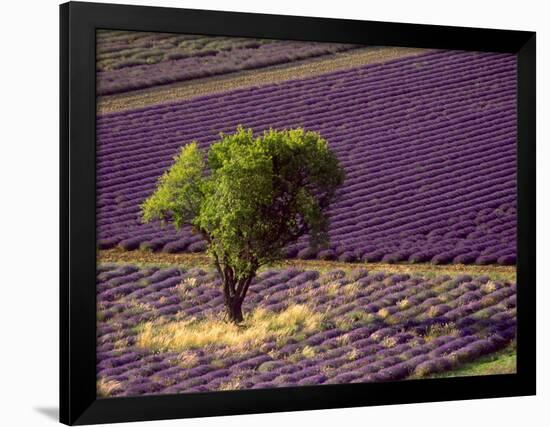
[136,304,323,352]
[175,277,199,300]
[336,334,351,346]
[424,323,460,341]
[324,283,340,297]
[97,378,122,398]
[377,308,392,319]
[481,281,498,293]
[347,347,360,361]
[343,282,361,296]
[218,377,242,391]
[301,345,316,358]
[397,299,410,310]
[380,336,399,348]
[176,351,199,368]
[427,306,441,318]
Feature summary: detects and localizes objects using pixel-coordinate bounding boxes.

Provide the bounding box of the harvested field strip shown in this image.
[98,46,428,113]
[97,30,358,96]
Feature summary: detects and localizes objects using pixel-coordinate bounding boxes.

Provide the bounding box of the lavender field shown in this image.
[97,264,516,397]
[97,49,516,265]
[97,30,357,95]
[96,31,517,398]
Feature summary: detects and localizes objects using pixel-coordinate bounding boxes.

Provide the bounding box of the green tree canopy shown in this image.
[142,126,345,322]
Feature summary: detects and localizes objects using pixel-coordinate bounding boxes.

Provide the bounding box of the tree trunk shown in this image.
[226,297,244,323]
[220,271,254,324]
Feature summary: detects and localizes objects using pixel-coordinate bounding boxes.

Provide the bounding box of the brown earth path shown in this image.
[97,46,430,114]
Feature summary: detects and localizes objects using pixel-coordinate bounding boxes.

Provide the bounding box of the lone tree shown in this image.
[141,126,345,323]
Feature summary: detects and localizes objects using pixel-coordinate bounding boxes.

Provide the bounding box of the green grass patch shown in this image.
[429,344,516,378]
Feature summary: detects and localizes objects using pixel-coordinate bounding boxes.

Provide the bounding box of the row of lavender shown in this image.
[97,264,515,397]
[96,50,517,265]
[97,30,357,95]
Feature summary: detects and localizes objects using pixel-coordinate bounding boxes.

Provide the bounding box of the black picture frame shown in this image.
[60,1,536,425]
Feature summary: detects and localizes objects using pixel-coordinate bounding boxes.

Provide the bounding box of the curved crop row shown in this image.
[96,49,517,265]
[96,264,516,397]
[97,30,358,95]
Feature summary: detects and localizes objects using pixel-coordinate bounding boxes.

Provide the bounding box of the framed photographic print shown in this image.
[60,1,536,425]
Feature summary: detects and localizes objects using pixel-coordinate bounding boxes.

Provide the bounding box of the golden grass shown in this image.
[424,323,460,341]
[342,282,361,297]
[176,351,199,369]
[218,377,242,391]
[347,347,360,361]
[175,277,199,300]
[380,336,399,348]
[397,299,410,310]
[136,304,323,352]
[481,281,498,294]
[97,378,122,398]
[324,282,341,297]
[336,334,351,346]
[377,308,392,319]
[301,345,316,358]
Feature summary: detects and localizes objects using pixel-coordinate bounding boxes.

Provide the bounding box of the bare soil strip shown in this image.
[98,248,516,282]
[97,46,430,114]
